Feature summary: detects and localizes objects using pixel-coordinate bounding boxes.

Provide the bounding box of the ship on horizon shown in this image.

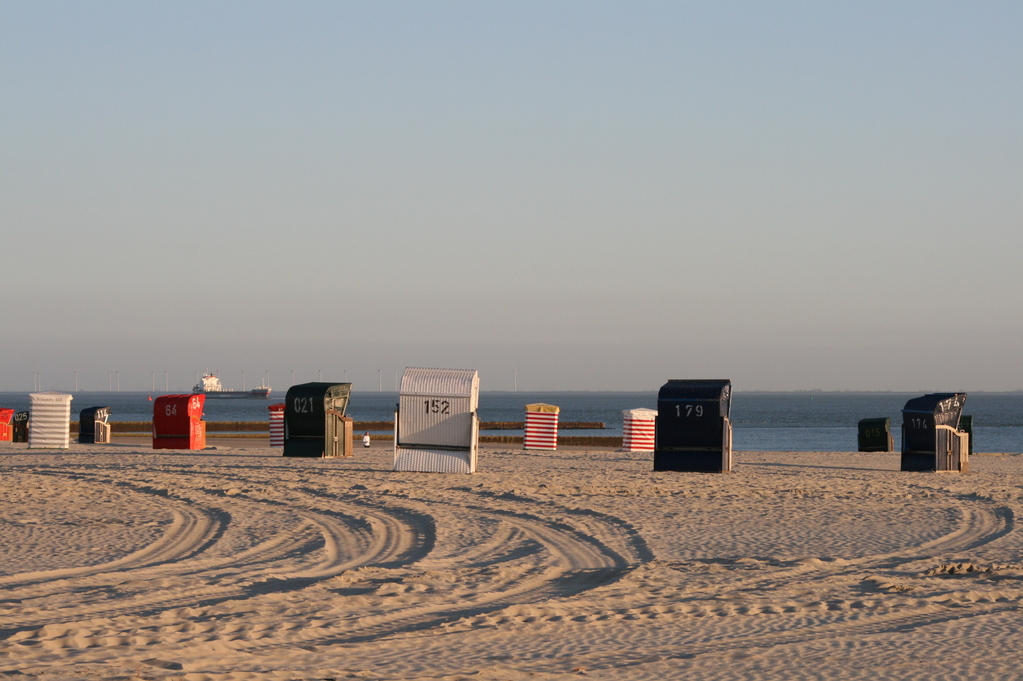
[192,373,271,399]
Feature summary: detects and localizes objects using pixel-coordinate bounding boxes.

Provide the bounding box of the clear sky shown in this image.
[1,1,1020,392]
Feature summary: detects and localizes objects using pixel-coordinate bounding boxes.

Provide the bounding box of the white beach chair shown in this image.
[28,392,73,449]
[394,368,479,473]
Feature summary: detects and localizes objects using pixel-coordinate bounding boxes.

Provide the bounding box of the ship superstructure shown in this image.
[192,373,271,399]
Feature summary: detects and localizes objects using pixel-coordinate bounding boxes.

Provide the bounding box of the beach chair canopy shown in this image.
[656,380,732,447]
[153,394,205,435]
[657,380,732,419]
[902,393,967,429]
[79,406,111,433]
[397,368,478,448]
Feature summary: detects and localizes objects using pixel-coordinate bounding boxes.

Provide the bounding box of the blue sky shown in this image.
[1,1,1020,392]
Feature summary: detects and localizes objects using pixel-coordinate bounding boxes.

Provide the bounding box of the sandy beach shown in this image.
[2,441,1022,680]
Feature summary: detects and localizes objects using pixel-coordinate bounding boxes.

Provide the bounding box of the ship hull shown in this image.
[194,390,271,399]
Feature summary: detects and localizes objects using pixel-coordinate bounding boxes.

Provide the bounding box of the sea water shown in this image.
[1,391,1019,453]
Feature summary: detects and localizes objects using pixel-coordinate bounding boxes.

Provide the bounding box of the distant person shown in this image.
[362,432,371,448]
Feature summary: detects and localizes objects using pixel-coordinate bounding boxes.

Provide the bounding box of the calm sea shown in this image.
[1,391,1020,453]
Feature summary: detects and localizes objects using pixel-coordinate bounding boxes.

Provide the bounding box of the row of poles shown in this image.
[25,368,523,393]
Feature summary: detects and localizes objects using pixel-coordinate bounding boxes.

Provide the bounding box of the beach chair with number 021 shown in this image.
[283,383,353,458]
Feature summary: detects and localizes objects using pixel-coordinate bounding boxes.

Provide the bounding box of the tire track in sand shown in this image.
[662,501,1016,598]
[0,492,221,592]
[215,485,651,652]
[0,470,435,634]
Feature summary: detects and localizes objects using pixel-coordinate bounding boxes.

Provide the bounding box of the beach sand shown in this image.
[2,441,1022,680]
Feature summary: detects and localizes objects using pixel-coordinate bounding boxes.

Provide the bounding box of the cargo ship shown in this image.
[192,373,272,399]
